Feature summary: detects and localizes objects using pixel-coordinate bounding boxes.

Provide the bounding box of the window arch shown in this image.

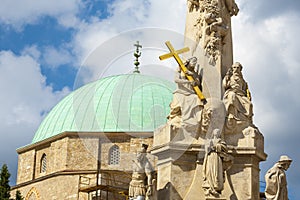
[109,145,120,165]
[40,153,47,173]
[26,187,40,200]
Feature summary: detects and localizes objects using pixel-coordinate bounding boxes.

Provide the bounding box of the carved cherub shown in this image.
[224,0,239,16]
[187,0,200,12]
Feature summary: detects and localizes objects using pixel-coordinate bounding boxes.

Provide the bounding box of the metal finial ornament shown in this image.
[133,41,142,73]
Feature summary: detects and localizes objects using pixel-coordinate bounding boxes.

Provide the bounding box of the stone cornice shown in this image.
[11,169,98,190]
[17,131,153,153]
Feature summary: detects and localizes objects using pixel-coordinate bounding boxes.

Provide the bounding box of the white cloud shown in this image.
[21,45,41,60]
[0,0,82,29]
[0,50,70,181]
[233,8,300,124]
[22,45,76,70]
[42,46,74,68]
[0,50,70,127]
[71,0,187,85]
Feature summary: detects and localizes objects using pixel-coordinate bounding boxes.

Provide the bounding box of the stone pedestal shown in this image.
[151,124,201,199]
[224,126,267,200]
[184,163,235,200]
[152,124,267,200]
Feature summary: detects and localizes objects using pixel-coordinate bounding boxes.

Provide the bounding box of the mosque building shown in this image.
[11,43,175,200]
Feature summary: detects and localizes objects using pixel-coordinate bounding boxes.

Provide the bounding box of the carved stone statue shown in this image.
[223,62,253,132]
[202,129,232,197]
[167,57,204,139]
[129,144,154,200]
[265,155,292,200]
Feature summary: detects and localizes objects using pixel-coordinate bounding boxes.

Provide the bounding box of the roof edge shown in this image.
[17,131,153,153]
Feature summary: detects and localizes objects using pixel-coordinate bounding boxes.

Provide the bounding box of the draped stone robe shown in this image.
[265,163,289,200]
[202,137,228,195]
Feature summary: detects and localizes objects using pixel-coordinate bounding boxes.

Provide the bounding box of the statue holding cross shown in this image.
[159,41,206,102]
[160,41,205,139]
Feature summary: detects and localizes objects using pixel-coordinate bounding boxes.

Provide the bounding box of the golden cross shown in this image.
[159,41,206,102]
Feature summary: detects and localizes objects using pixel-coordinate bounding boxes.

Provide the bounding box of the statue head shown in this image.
[232,62,243,73]
[185,57,198,70]
[136,144,148,162]
[141,143,149,152]
[278,155,292,170]
[212,128,221,138]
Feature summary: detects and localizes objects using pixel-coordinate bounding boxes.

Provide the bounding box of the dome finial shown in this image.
[133,41,142,73]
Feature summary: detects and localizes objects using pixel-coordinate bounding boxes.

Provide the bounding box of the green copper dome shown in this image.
[32,73,175,144]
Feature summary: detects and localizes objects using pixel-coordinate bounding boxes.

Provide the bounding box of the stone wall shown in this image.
[17,149,35,184]
[12,174,86,200]
[34,138,68,180]
[66,137,98,170]
[13,132,154,199]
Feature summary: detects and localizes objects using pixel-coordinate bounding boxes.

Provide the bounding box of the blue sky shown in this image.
[0,0,300,199]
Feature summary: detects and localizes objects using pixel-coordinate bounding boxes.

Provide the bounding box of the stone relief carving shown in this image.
[200,98,226,136]
[202,129,233,197]
[224,0,239,16]
[129,144,154,200]
[200,105,212,134]
[265,155,292,200]
[187,0,200,12]
[223,62,253,133]
[167,57,204,139]
[188,0,239,64]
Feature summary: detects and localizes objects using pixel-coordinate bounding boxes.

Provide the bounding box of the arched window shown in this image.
[40,154,47,173]
[26,187,40,200]
[109,145,120,165]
